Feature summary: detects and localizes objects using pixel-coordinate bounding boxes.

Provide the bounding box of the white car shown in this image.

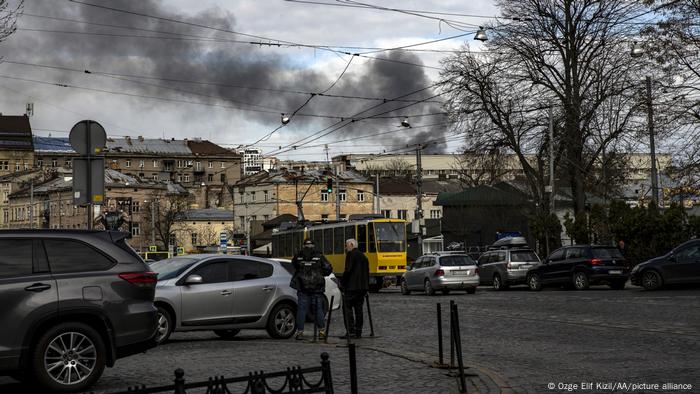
[271,258,342,311]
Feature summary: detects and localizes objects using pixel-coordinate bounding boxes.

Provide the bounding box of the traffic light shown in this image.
[326,178,333,193]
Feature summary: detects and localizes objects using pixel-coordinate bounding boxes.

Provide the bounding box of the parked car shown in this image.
[630,239,700,290]
[0,230,158,392]
[477,237,541,290]
[401,253,479,295]
[271,258,342,312]
[526,245,629,291]
[151,255,298,344]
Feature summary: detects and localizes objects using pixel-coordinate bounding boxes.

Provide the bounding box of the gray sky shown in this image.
[0,0,498,160]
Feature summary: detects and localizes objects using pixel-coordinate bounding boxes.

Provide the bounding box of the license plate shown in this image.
[453,270,469,276]
[609,270,622,275]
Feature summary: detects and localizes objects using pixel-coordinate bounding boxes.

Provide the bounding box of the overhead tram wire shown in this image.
[62,1,443,71]
[0,60,444,105]
[263,78,453,156]
[246,55,356,146]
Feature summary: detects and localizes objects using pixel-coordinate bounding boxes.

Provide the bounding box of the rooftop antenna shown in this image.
[26,103,34,117]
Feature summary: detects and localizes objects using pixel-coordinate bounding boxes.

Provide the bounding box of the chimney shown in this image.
[125,136,132,145]
[138,136,144,142]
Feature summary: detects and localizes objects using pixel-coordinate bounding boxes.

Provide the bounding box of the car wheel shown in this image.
[267,303,296,339]
[609,280,626,290]
[573,271,590,290]
[465,287,476,294]
[155,306,173,345]
[214,329,241,339]
[642,270,663,291]
[527,273,542,291]
[493,274,508,291]
[400,279,411,295]
[424,280,436,296]
[31,322,106,393]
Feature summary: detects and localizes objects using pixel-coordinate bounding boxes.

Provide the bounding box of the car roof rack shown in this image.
[487,236,531,250]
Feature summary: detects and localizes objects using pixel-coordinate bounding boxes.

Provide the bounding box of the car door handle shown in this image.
[25,283,52,292]
[262,286,274,291]
[220,290,232,296]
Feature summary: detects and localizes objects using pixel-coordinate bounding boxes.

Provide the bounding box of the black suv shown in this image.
[526,245,629,291]
[0,230,158,392]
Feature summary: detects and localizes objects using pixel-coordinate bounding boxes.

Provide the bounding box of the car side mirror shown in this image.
[184,274,203,285]
[406,265,413,271]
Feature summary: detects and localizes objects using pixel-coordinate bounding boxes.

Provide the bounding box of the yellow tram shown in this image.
[271,217,407,292]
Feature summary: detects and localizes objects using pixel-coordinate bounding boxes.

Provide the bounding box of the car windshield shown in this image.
[150,257,201,281]
[439,255,476,267]
[511,250,540,262]
[375,222,405,252]
[591,248,624,259]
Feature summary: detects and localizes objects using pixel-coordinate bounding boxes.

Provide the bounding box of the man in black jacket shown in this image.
[291,238,332,340]
[340,238,369,339]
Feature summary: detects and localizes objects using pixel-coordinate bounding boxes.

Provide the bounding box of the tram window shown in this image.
[272,236,279,257]
[285,233,293,256]
[334,227,344,254]
[314,229,322,247]
[323,228,333,255]
[368,223,376,252]
[357,224,367,252]
[344,225,355,245]
[292,231,300,253]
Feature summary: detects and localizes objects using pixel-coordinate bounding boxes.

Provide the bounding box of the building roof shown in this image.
[0,115,33,151]
[187,140,235,156]
[33,136,73,153]
[236,168,370,187]
[106,137,191,155]
[178,208,234,221]
[262,213,298,228]
[378,177,415,195]
[434,182,529,206]
[422,179,464,194]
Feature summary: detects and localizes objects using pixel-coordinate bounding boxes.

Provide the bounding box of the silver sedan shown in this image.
[150,254,298,344]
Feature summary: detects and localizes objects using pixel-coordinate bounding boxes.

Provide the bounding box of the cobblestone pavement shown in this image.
[2,284,699,393]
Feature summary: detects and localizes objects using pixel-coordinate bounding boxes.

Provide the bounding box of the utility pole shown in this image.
[415,144,424,255]
[335,168,341,220]
[29,182,34,229]
[375,174,380,215]
[150,199,156,247]
[646,76,659,206]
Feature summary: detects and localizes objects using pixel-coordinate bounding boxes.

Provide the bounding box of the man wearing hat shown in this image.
[291,238,332,340]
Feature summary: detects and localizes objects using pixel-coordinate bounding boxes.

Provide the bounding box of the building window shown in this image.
[397,210,408,220]
[263,215,269,221]
[15,163,20,171]
[184,175,190,182]
[321,214,329,220]
[357,191,365,202]
[264,190,269,202]
[177,160,183,168]
[51,159,57,167]
[131,223,140,236]
[430,209,441,219]
[153,174,159,180]
[207,174,214,182]
[239,216,245,225]
[124,160,131,168]
[251,192,256,202]
[321,192,329,202]
[339,190,346,202]
[132,201,140,213]
[381,209,391,218]
[251,215,257,221]
[340,214,347,220]
[221,162,225,168]
[139,160,144,168]
[195,161,201,171]
[220,174,226,183]
[36,159,42,168]
[153,160,159,168]
[23,163,29,170]
[208,161,213,168]
[191,233,198,245]
[177,175,183,182]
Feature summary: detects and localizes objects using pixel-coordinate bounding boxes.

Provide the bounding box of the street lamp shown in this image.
[630,41,644,58]
[474,27,488,42]
[281,114,291,125]
[400,118,411,128]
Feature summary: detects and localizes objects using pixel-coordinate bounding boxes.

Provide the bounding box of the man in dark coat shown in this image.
[291,238,332,340]
[340,238,369,338]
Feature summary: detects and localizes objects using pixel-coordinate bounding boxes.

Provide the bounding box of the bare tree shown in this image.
[143,189,194,250]
[442,0,651,214]
[384,158,414,176]
[453,149,510,187]
[0,1,22,45]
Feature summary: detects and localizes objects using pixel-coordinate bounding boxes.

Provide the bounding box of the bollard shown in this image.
[348,343,358,394]
[449,299,455,368]
[365,292,375,337]
[325,295,335,343]
[174,368,186,394]
[451,303,467,393]
[437,302,444,366]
